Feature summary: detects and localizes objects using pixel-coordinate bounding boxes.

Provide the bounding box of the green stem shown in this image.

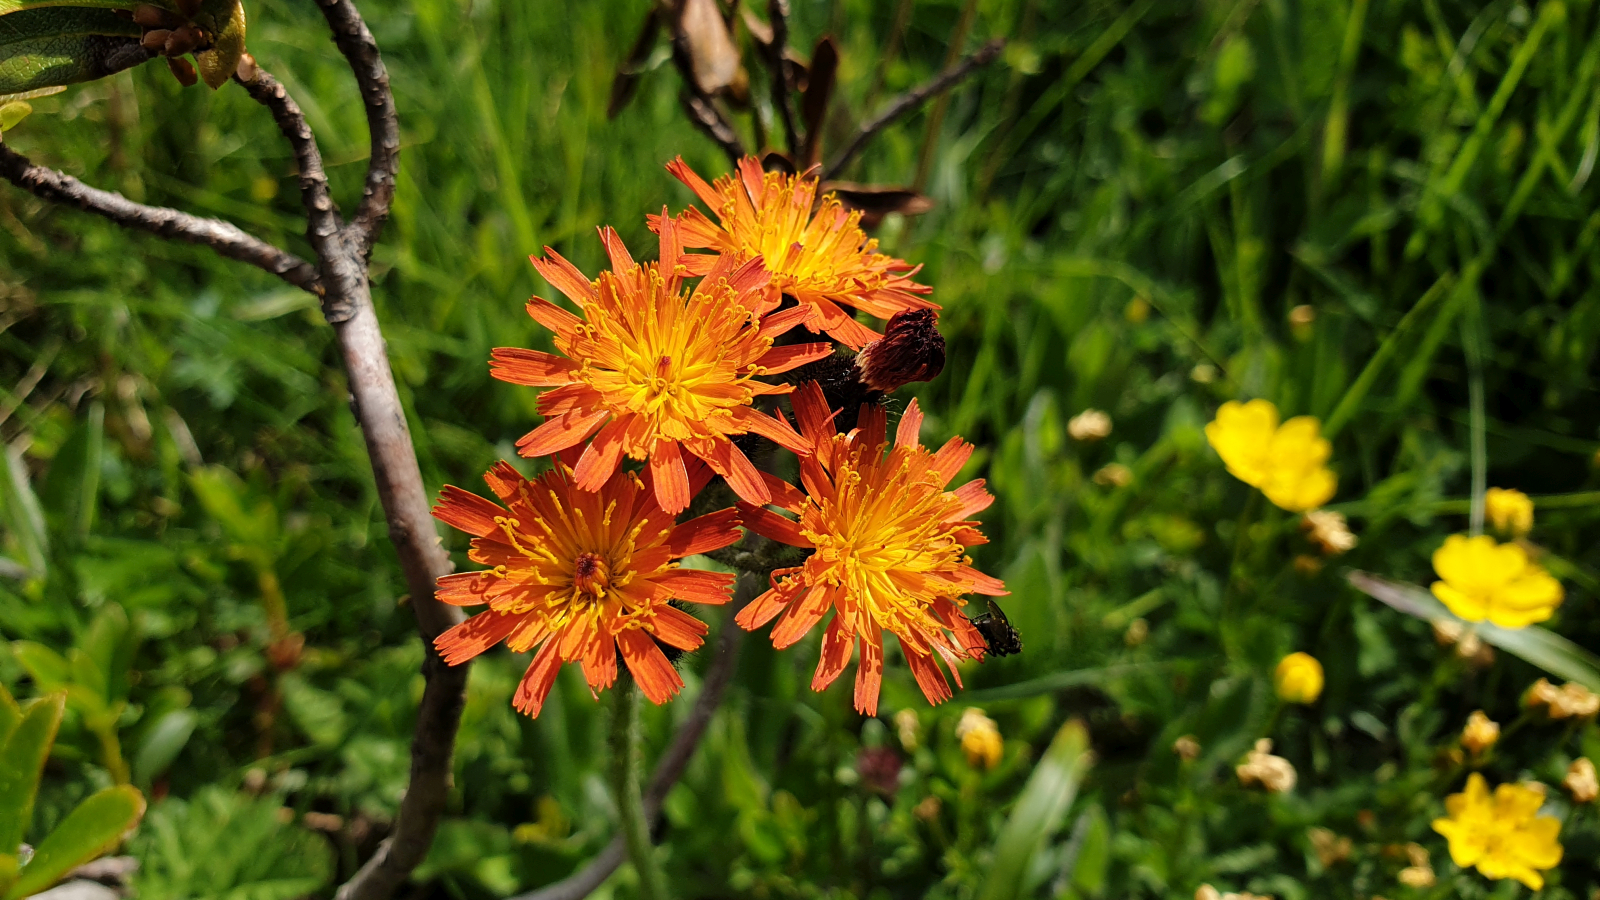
[609,678,669,900]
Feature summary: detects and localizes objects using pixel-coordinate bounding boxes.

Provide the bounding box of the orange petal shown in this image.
[483,460,531,501]
[678,251,719,277]
[524,296,584,335]
[749,342,833,376]
[895,399,924,449]
[652,604,710,651]
[490,347,578,386]
[736,586,795,630]
[731,406,809,455]
[667,508,745,557]
[649,439,692,514]
[735,502,812,548]
[756,304,818,342]
[807,296,881,349]
[853,629,885,716]
[432,485,506,537]
[758,471,807,511]
[512,641,564,717]
[950,480,995,519]
[435,611,521,665]
[905,646,953,706]
[434,571,500,607]
[657,568,738,605]
[530,249,597,305]
[517,408,609,458]
[771,585,832,649]
[811,614,854,691]
[598,225,636,273]
[693,439,770,506]
[573,417,631,491]
[929,436,973,487]
[961,566,1008,596]
[790,381,838,445]
[581,627,619,693]
[666,155,724,209]
[617,628,684,705]
[855,402,887,449]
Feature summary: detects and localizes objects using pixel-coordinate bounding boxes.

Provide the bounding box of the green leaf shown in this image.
[0,2,147,13]
[10,642,70,692]
[0,7,143,96]
[191,0,243,90]
[0,692,65,855]
[0,443,47,579]
[0,684,20,748]
[133,709,196,788]
[0,854,16,897]
[4,784,145,900]
[1348,571,1600,692]
[0,100,31,130]
[979,720,1093,900]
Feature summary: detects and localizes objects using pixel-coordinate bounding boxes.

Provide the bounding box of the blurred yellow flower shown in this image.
[1236,739,1296,793]
[1302,510,1357,555]
[1274,652,1324,704]
[1430,534,1563,628]
[1485,488,1534,537]
[1204,400,1336,512]
[1564,758,1597,803]
[956,708,1003,770]
[1432,774,1563,890]
[1460,711,1499,755]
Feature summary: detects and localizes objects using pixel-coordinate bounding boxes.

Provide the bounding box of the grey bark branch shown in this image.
[509,573,760,900]
[823,38,1005,179]
[0,144,323,294]
[314,0,401,257]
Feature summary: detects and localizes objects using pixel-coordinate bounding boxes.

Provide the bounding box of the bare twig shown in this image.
[0,144,323,294]
[509,574,759,900]
[823,38,1005,180]
[765,0,800,155]
[681,92,746,166]
[314,0,401,257]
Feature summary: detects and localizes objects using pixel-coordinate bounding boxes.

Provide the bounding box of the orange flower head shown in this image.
[735,383,1005,715]
[430,454,745,717]
[651,156,936,350]
[496,219,831,514]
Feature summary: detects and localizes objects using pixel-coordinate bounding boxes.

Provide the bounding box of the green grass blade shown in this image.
[0,692,65,855]
[979,720,1092,900]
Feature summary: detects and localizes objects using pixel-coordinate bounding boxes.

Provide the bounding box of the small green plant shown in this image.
[0,683,144,900]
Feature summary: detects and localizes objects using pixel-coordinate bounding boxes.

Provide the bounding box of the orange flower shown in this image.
[497,220,831,514]
[430,454,744,717]
[735,384,1004,715]
[651,156,935,350]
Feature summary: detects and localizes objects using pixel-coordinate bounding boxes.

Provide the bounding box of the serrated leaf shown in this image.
[0,692,65,856]
[1348,570,1600,692]
[0,7,143,95]
[4,784,145,900]
[191,0,241,89]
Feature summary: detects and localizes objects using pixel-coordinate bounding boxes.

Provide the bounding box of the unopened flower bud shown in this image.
[1173,734,1201,761]
[1237,739,1296,793]
[1302,510,1356,555]
[1068,409,1112,442]
[856,309,944,392]
[1565,757,1598,803]
[1460,710,1499,755]
[956,707,1002,770]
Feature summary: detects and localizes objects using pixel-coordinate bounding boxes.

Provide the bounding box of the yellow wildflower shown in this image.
[1274,652,1324,704]
[956,708,1003,770]
[1204,400,1336,512]
[1460,711,1499,755]
[1564,758,1597,803]
[1432,774,1563,890]
[1430,534,1563,628]
[1526,678,1600,719]
[1485,488,1534,537]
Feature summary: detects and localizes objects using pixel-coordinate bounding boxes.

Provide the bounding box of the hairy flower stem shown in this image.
[610,677,670,900]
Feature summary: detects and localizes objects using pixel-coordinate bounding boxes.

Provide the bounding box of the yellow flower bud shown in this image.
[956,708,1002,770]
[1485,487,1534,537]
[1275,652,1324,704]
[1460,711,1500,755]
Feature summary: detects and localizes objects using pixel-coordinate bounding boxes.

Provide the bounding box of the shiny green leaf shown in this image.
[0,692,65,856]
[191,0,242,89]
[0,7,142,95]
[133,709,196,788]
[4,785,145,900]
[0,100,31,129]
[0,854,16,897]
[1348,571,1600,692]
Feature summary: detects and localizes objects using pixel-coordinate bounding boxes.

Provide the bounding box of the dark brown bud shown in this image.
[164,24,202,57]
[855,308,945,392]
[133,4,181,27]
[855,746,902,795]
[174,0,201,18]
[167,56,199,87]
[141,29,172,51]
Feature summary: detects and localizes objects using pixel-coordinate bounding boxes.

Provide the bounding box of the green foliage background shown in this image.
[2,0,1600,897]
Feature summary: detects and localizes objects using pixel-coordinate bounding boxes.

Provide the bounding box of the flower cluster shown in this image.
[430,157,1004,717]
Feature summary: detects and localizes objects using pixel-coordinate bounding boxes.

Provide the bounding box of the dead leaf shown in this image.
[821,182,933,228]
[675,0,748,102]
[800,35,837,165]
[608,8,660,119]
